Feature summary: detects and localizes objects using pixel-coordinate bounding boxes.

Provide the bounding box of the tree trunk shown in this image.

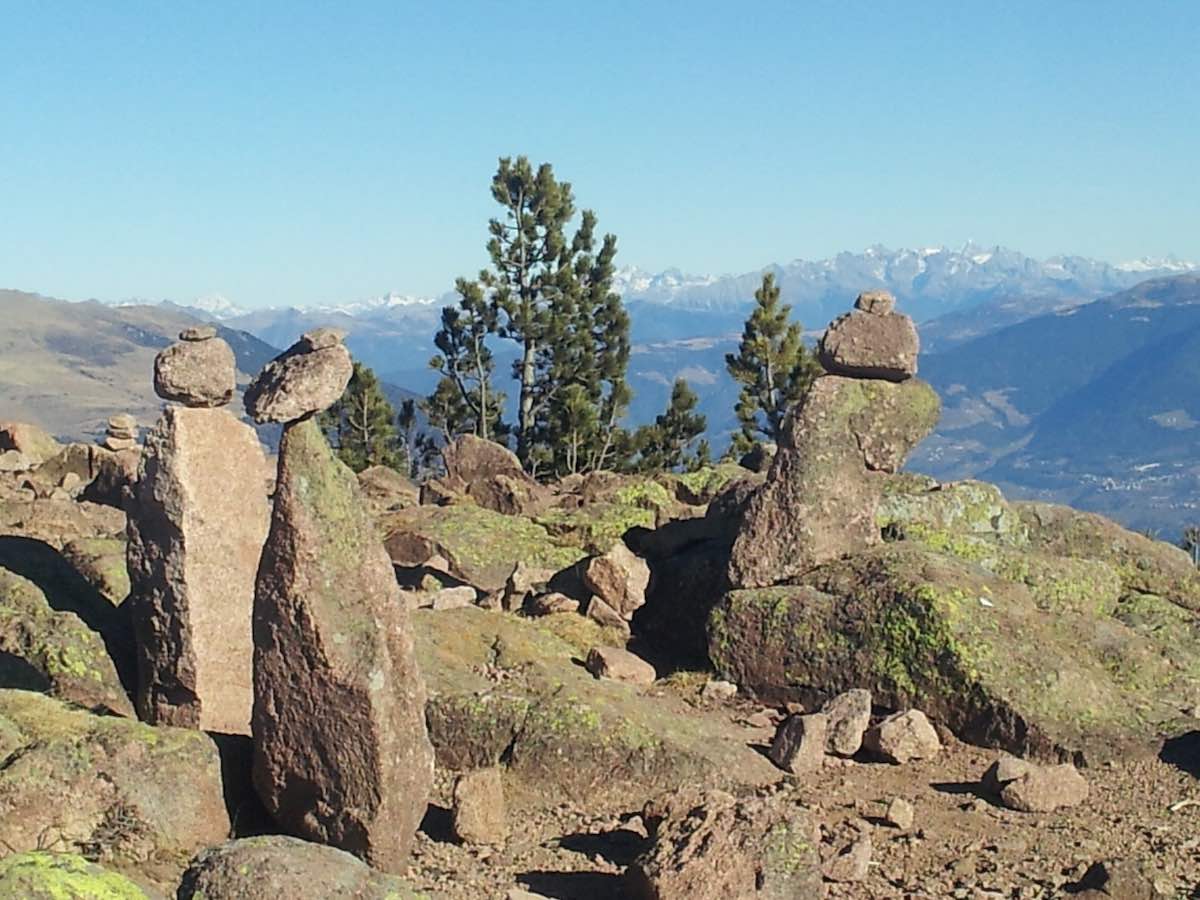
[517,337,536,464]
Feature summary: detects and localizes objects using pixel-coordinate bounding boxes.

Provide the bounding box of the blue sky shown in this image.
[1,1,1197,308]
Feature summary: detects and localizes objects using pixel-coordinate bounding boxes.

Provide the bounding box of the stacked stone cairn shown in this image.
[101,413,139,451]
[245,328,435,872]
[126,326,270,734]
[727,290,940,588]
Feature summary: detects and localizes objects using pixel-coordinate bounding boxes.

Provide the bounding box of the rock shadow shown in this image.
[0,649,51,693]
[208,731,274,837]
[418,803,458,845]
[1160,730,1200,778]
[0,535,137,696]
[557,827,648,868]
[516,871,628,900]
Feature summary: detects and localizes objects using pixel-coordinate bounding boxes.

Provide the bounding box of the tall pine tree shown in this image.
[320,362,402,472]
[426,278,505,440]
[724,272,822,454]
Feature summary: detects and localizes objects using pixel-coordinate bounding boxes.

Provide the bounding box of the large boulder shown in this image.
[176,836,424,900]
[441,434,550,515]
[581,540,651,620]
[1017,501,1200,610]
[625,789,822,899]
[243,329,353,424]
[153,332,237,408]
[0,566,133,716]
[126,406,270,735]
[728,375,940,588]
[357,465,419,514]
[0,852,161,899]
[709,544,1200,762]
[60,537,130,605]
[817,291,920,381]
[253,417,434,872]
[0,422,62,465]
[416,607,778,799]
[0,689,229,876]
[877,476,1028,546]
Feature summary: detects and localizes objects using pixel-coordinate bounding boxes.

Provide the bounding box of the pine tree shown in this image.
[724,272,822,454]
[477,156,630,473]
[631,378,708,472]
[320,362,402,472]
[426,279,505,440]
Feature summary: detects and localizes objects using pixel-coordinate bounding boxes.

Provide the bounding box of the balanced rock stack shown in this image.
[727,291,940,587]
[101,413,138,451]
[126,327,270,734]
[247,329,434,872]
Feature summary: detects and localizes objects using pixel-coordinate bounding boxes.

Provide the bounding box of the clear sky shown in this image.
[1,1,1197,309]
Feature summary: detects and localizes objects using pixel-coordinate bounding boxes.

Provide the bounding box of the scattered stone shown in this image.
[585,646,656,686]
[59,471,82,492]
[430,585,477,610]
[243,331,353,424]
[768,712,827,774]
[179,324,218,341]
[154,336,237,407]
[727,373,940,588]
[1074,859,1156,899]
[993,760,1089,813]
[581,540,651,620]
[818,295,920,381]
[177,835,421,899]
[452,767,509,846]
[700,679,738,702]
[126,405,270,734]
[585,595,630,634]
[357,465,419,513]
[503,561,554,611]
[626,789,822,899]
[528,591,580,615]
[252,417,434,871]
[863,710,941,763]
[886,797,915,830]
[821,688,872,756]
[823,833,872,883]
[0,449,34,472]
[981,754,1034,795]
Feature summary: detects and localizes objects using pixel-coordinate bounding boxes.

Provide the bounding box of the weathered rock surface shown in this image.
[416,607,778,798]
[821,688,872,756]
[80,445,142,508]
[0,851,162,899]
[768,712,826,774]
[728,375,940,588]
[357,464,419,513]
[0,689,229,873]
[153,336,237,407]
[625,789,822,899]
[818,292,919,381]
[61,536,130,604]
[863,709,941,763]
[0,421,62,465]
[243,331,353,424]
[253,417,434,871]
[441,434,549,515]
[585,645,657,685]
[823,833,872,883]
[710,543,1199,762]
[0,566,133,715]
[177,836,425,899]
[126,405,270,734]
[452,767,509,846]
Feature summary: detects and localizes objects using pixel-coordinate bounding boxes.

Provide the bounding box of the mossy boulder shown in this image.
[658,463,753,506]
[0,567,133,716]
[708,545,1198,762]
[177,836,428,900]
[0,690,230,880]
[1017,501,1200,611]
[0,852,161,899]
[61,537,130,605]
[535,502,658,554]
[877,478,1028,546]
[414,607,778,800]
[383,504,585,592]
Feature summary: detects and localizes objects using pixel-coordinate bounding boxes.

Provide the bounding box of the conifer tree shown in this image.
[320,362,401,472]
[426,279,505,440]
[631,378,708,472]
[724,272,822,454]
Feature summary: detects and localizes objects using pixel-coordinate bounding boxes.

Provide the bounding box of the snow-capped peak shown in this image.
[189,294,246,319]
[1115,256,1198,274]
